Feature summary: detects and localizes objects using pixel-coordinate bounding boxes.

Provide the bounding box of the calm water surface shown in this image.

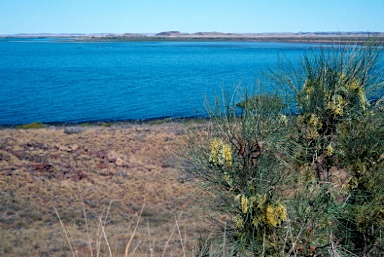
[0,39,318,125]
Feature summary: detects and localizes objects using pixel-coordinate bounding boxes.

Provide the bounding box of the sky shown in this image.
[1,0,383,34]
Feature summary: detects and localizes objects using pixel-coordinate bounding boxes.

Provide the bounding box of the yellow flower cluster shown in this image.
[326,94,346,116]
[236,194,287,229]
[263,202,287,227]
[209,138,232,166]
[300,74,369,122]
[345,76,368,110]
[223,144,232,166]
[326,144,334,156]
[297,113,322,139]
[309,113,321,128]
[241,195,249,213]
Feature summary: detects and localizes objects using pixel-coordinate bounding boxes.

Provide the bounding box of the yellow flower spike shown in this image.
[333,106,342,115]
[262,203,287,227]
[241,195,249,214]
[209,138,221,165]
[344,76,369,110]
[309,114,318,126]
[264,204,278,227]
[209,138,232,167]
[275,203,287,222]
[223,143,232,166]
[328,95,345,116]
[326,144,334,156]
[308,114,322,129]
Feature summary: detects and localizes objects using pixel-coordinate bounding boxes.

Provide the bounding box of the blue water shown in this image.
[0,38,318,125]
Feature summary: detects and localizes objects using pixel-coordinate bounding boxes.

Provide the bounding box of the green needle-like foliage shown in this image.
[270,41,384,256]
[182,41,384,256]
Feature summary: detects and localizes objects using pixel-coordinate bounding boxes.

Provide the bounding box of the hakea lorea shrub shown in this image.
[180,91,297,256]
[208,136,288,232]
[296,70,372,181]
[270,42,384,256]
[182,42,384,256]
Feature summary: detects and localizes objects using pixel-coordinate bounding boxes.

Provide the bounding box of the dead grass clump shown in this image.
[64,126,86,135]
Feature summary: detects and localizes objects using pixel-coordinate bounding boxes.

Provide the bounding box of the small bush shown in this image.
[15,122,44,129]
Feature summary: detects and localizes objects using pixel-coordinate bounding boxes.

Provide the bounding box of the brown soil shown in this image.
[0,121,212,256]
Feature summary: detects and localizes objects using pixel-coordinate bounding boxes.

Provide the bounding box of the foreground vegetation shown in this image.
[181,42,384,256]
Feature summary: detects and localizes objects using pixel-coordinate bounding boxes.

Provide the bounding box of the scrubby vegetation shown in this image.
[182,42,384,256]
[15,121,45,129]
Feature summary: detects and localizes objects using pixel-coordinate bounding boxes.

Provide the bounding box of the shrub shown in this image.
[15,122,45,129]
[182,41,384,256]
[181,89,298,256]
[336,110,384,255]
[270,42,384,255]
[270,43,383,181]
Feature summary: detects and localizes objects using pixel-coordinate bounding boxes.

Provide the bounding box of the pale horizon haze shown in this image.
[1,0,384,35]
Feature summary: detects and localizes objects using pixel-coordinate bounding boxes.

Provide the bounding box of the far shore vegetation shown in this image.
[2,31,384,45]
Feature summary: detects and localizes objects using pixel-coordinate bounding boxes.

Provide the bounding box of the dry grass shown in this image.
[0,121,212,256]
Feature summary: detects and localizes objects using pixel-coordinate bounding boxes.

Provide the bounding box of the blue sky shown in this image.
[1,0,383,34]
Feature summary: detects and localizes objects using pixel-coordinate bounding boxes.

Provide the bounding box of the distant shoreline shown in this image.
[2,31,384,44]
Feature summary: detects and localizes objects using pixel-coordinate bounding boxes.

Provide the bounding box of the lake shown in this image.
[0,39,321,125]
